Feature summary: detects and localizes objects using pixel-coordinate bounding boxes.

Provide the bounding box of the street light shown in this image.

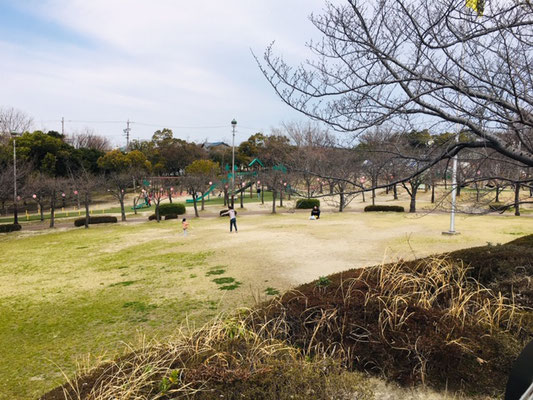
[231,118,237,207]
[10,131,19,224]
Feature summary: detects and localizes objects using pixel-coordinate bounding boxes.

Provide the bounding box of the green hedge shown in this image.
[74,216,118,227]
[159,203,186,216]
[0,223,21,233]
[364,205,404,212]
[164,214,178,220]
[295,199,320,209]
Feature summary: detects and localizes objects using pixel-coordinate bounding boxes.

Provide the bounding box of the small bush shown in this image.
[295,198,320,209]
[164,214,178,220]
[0,223,21,233]
[364,205,404,212]
[74,216,118,227]
[148,214,157,221]
[159,203,186,216]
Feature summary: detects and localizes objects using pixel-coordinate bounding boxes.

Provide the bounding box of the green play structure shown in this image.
[185,184,218,203]
[185,158,291,203]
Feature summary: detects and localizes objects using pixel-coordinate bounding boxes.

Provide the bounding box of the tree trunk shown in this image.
[201,192,205,211]
[514,183,520,216]
[495,186,501,202]
[362,190,366,203]
[50,200,55,228]
[409,186,418,213]
[250,184,253,198]
[156,202,161,222]
[393,184,398,200]
[120,196,126,221]
[223,189,227,206]
[240,189,244,208]
[193,195,199,217]
[261,184,264,204]
[84,195,90,229]
[386,185,389,194]
[457,183,462,197]
[371,188,376,206]
[13,201,18,224]
[279,189,283,207]
[307,182,311,199]
[272,190,277,214]
[339,191,345,212]
[168,191,173,203]
[39,202,44,221]
[431,183,435,204]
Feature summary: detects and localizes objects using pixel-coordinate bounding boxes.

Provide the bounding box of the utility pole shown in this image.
[11,132,18,224]
[123,119,131,151]
[61,117,65,136]
[231,119,237,208]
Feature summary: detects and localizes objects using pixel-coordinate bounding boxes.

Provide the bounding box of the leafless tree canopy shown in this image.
[257,0,533,167]
[0,107,33,144]
[68,129,112,152]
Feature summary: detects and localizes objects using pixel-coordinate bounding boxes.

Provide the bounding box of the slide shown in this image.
[186,184,217,203]
[132,198,150,210]
[233,181,253,195]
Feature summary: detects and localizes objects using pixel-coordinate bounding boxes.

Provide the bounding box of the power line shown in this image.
[38,118,263,131]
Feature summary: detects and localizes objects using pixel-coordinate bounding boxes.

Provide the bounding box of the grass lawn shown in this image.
[0,211,532,399]
[0,191,277,224]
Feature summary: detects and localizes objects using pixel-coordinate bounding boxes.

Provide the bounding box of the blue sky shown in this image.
[0,0,325,146]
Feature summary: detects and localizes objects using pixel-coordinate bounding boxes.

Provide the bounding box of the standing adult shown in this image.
[228,206,238,233]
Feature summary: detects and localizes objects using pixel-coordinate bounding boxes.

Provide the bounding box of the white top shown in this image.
[228,209,236,219]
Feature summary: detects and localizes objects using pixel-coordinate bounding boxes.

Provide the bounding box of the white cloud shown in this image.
[1,0,326,145]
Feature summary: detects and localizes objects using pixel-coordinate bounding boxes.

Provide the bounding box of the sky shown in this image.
[0,0,326,146]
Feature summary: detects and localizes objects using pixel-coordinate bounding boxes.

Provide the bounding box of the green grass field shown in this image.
[1,210,532,399]
[0,191,276,224]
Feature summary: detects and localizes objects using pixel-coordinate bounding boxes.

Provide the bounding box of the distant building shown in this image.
[201,141,230,150]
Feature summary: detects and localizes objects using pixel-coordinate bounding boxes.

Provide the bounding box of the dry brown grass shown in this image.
[42,311,373,400]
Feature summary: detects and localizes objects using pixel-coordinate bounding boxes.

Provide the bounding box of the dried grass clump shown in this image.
[363,257,521,335]
[254,257,529,396]
[43,312,373,400]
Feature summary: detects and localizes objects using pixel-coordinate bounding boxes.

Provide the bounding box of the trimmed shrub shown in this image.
[74,216,118,227]
[295,198,320,209]
[364,205,404,212]
[164,214,178,220]
[148,214,157,221]
[159,203,186,216]
[0,223,21,233]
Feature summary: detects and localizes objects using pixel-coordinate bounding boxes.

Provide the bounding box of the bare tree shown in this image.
[25,173,49,222]
[324,148,360,212]
[70,171,103,228]
[0,107,33,144]
[105,173,131,221]
[258,0,533,174]
[68,128,111,152]
[285,121,332,199]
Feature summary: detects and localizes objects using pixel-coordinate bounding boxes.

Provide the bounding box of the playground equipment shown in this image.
[186,184,217,203]
[185,158,292,203]
[131,194,151,210]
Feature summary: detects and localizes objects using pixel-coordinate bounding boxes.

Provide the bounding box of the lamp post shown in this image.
[11,131,19,224]
[231,118,237,208]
